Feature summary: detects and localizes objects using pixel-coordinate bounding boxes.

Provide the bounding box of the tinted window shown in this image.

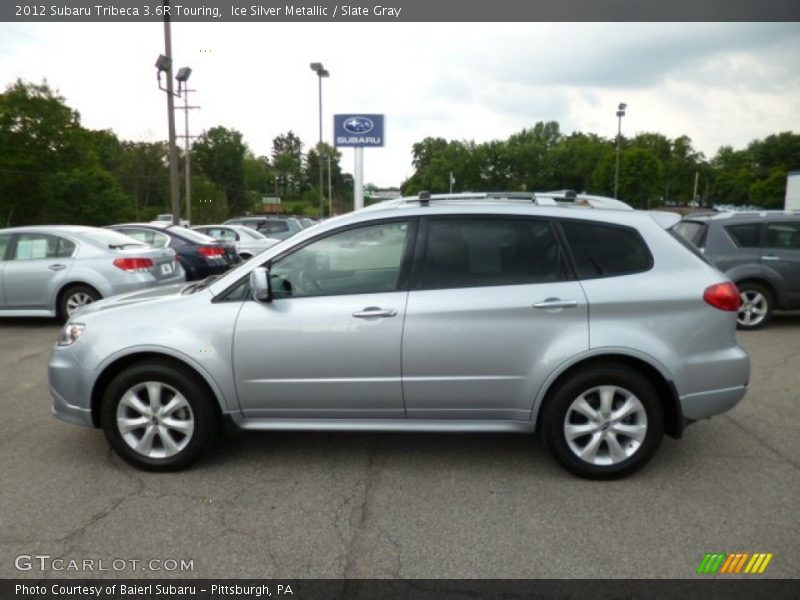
[262,221,289,234]
[0,233,10,259]
[560,220,652,279]
[270,221,410,298]
[420,218,561,290]
[673,221,708,248]
[765,222,800,249]
[725,223,761,248]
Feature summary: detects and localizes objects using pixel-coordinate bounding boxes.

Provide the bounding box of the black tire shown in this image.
[58,284,101,321]
[736,282,772,331]
[541,364,664,479]
[100,361,219,471]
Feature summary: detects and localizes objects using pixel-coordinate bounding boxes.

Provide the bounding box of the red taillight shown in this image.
[113,258,154,273]
[703,282,741,312]
[197,246,225,257]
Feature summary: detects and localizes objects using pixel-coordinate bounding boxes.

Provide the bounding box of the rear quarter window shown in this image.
[560,220,653,279]
[672,220,708,248]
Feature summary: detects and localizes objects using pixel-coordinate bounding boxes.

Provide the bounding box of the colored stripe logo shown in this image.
[697,552,773,574]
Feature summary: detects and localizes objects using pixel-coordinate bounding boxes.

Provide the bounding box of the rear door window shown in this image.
[419,217,563,290]
[725,223,762,248]
[560,220,653,279]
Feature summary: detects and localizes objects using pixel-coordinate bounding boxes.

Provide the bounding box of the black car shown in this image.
[107,223,240,281]
[673,211,800,329]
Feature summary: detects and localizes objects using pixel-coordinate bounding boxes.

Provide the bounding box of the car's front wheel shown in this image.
[541,364,664,479]
[100,362,219,471]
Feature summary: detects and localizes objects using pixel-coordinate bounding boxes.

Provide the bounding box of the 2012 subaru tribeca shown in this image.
[49,193,750,478]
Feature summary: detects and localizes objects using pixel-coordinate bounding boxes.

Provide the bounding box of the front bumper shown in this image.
[49,346,95,428]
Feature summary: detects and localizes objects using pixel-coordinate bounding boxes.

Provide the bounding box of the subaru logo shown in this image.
[343,117,374,134]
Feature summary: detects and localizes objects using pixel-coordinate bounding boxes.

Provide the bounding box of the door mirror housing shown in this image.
[249,265,272,302]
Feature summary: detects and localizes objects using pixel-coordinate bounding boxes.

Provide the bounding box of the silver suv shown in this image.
[49,194,750,478]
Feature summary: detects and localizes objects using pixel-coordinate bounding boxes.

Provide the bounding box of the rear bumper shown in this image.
[679,385,748,420]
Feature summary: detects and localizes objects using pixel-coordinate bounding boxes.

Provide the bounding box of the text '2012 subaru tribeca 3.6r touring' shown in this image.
[50,193,750,479]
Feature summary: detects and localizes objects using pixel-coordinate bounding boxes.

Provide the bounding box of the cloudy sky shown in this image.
[1,22,799,187]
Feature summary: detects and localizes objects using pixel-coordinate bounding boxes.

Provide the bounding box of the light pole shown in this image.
[310,62,329,217]
[155,2,191,226]
[613,102,627,200]
[175,67,199,225]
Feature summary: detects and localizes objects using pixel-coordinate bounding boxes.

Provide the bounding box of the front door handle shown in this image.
[352,307,397,318]
[48,264,67,271]
[762,255,780,261]
[533,298,578,309]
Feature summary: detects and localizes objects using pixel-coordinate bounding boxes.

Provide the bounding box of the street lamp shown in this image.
[155,4,192,226]
[175,67,200,225]
[310,62,329,217]
[613,102,627,200]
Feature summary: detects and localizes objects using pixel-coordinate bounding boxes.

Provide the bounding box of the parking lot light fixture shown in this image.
[310,62,330,217]
[614,102,627,200]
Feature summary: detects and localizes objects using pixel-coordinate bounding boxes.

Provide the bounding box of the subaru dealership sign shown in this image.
[334,114,385,147]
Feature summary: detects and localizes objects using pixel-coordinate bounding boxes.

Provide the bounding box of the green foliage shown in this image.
[0,79,135,225]
[402,122,800,208]
[1,79,798,225]
[193,126,249,216]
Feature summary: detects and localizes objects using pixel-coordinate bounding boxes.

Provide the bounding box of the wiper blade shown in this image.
[181,274,222,294]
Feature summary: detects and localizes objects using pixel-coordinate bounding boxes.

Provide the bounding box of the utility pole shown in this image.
[162,1,180,225]
[176,84,200,224]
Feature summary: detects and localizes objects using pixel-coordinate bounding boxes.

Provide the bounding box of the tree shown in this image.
[0,80,133,225]
[193,126,249,216]
[271,131,305,200]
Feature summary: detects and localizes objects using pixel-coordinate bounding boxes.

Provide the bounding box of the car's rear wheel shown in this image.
[59,284,100,320]
[100,362,219,471]
[541,364,664,479]
[737,282,772,330]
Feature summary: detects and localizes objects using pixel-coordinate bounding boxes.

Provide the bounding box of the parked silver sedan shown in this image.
[0,226,185,319]
[191,224,280,260]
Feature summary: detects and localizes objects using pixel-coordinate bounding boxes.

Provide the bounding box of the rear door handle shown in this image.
[352,307,397,318]
[533,298,578,309]
[762,255,780,261]
[48,264,67,271]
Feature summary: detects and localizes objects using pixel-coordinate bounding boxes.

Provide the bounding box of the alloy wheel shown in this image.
[738,290,768,327]
[115,381,195,459]
[65,292,95,316]
[563,385,648,466]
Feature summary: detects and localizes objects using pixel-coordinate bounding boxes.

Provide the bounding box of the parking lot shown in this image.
[1,314,798,579]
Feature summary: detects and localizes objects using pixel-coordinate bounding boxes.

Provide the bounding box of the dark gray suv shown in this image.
[674,212,800,329]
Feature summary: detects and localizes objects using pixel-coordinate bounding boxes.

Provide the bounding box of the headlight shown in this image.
[58,323,85,346]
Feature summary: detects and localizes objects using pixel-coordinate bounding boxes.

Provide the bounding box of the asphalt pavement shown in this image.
[1,314,798,579]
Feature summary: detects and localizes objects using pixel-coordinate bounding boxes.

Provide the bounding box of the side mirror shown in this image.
[249,265,272,303]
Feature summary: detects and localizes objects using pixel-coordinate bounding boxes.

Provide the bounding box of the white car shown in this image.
[191,224,280,260]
